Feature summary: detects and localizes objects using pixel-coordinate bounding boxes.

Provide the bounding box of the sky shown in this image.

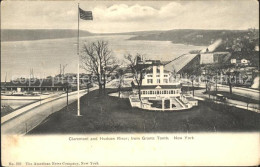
[1,0,259,33]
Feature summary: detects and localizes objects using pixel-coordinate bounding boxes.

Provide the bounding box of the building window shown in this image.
[163,79,168,83]
[156,75,160,77]
[150,91,152,94]
[164,90,166,94]
[157,91,159,94]
[176,90,178,94]
[147,79,153,84]
[157,79,160,83]
[171,90,173,94]
[147,74,153,77]
[164,75,168,77]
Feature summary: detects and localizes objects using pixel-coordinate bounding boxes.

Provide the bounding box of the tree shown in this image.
[213,65,223,92]
[245,94,252,111]
[225,70,234,94]
[81,40,117,94]
[206,63,225,93]
[125,53,149,100]
[202,65,215,94]
[182,63,201,96]
[112,68,126,98]
[221,64,237,95]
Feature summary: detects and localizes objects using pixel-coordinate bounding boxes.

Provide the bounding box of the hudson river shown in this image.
[1,35,204,81]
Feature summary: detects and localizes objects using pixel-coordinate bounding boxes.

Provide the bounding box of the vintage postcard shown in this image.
[1,0,259,166]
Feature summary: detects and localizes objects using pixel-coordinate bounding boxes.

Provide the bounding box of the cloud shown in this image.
[93,4,158,21]
[92,2,186,22]
[1,0,259,32]
[88,1,258,31]
[158,2,186,18]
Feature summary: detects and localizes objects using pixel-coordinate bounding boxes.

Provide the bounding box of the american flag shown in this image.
[79,8,93,20]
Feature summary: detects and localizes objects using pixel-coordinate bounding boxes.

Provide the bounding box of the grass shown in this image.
[1,105,14,117]
[28,88,260,134]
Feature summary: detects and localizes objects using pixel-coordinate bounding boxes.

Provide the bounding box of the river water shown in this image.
[1,35,204,109]
[1,35,204,81]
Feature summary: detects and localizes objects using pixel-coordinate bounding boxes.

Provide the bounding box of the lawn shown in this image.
[1,105,14,117]
[28,88,260,134]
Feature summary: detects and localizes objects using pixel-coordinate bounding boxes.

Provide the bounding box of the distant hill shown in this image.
[2,29,259,47]
[1,29,93,41]
[95,30,165,36]
[1,29,164,42]
[129,29,259,46]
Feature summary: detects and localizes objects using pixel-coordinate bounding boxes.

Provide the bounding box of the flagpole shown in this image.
[77,3,81,116]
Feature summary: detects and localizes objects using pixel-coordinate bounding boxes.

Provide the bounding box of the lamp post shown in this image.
[67,83,69,111]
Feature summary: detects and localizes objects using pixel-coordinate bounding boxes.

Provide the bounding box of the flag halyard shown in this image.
[77,5,92,116]
[79,8,93,20]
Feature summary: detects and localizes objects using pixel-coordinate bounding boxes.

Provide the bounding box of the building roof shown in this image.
[137,59,171,66]
[132,84,181,90]
[213,52,230,55]
[2,80,67,87]
[164,54,199,73]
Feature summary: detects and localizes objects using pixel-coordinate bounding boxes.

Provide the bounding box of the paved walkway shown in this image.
[184,82,259,100]
[1,93,61,124]
[1,87,97,135]
[193,89,260,113]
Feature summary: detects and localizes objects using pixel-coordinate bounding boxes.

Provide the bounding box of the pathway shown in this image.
[1,87,97,135]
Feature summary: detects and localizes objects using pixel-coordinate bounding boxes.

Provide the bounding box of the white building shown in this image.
[129,59,198,111]
[200,52,231,65]
[230,59,236,64]
[241,58,250,65]
[230,58,250,66]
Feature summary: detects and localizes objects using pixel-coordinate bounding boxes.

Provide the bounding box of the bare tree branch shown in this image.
[81,40,118,94]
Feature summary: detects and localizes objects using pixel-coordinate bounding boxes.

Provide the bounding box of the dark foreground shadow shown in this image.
[27,88,260,134]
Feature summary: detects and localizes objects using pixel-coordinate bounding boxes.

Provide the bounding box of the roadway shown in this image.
[1,87,97,135]
[184,82,259,100]
[193,89,259,113]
